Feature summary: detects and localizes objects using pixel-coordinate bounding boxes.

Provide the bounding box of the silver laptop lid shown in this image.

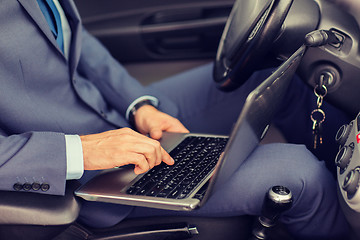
[200,45,306,206]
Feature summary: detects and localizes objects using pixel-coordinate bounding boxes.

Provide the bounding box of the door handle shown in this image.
[141,6,232,59]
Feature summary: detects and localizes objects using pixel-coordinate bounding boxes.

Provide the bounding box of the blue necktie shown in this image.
[37,0,64,53]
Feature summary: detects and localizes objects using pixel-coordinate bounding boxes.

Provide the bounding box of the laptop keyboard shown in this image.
[126,136,228,199]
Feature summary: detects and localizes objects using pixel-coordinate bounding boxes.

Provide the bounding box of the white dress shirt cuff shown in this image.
[125,95,159,121]
[65,135,84,180]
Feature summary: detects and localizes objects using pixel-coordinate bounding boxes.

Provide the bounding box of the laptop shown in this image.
[75,45,306,211]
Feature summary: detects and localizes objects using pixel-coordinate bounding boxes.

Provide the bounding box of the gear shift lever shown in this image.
[250,186,293,240]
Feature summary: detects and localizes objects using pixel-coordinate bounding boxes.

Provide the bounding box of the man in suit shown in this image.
[0,0,351,239]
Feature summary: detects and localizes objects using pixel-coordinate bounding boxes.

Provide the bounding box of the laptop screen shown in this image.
[205,45,306,199]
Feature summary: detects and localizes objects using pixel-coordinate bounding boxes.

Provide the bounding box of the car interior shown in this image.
[2,0,360,239]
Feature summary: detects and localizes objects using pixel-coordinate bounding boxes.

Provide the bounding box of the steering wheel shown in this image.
[213,0,294,91]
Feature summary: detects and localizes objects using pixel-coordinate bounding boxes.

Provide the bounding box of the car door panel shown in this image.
[75,0,234,62]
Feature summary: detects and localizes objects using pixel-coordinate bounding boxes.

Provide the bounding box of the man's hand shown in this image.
[134,105,189,139]
[80,128,174,174]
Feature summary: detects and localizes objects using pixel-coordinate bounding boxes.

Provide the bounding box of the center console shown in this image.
[335,112,360,238]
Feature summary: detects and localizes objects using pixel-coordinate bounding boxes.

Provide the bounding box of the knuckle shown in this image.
[143,144,155,154]
[136,157,150,170]
[121,127,133,134]
[132,154,145,163]
[151,140,161,149]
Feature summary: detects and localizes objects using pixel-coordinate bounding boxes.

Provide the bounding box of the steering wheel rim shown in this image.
[213,0,294,91]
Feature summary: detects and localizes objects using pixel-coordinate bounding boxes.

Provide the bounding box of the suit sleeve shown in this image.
[76,29,180,118]
[0,130,67,196]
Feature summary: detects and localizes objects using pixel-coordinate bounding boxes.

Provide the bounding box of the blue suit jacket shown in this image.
[0,0,178,195]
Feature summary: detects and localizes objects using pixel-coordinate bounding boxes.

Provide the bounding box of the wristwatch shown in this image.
[128,99,156,127]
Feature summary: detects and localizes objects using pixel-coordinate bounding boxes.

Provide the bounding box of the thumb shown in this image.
[149,127,163,140]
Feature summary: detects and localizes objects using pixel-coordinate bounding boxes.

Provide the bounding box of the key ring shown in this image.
[314,84,327,108]
[311,82,327,149]
[314,84,328,98]
[310,108,326,124]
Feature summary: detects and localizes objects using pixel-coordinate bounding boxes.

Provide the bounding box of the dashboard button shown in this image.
[335,123,352,146]
[335,145,353,171]
[343,169,360,197]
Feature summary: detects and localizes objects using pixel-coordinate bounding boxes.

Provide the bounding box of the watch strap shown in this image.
[128,99,156,127]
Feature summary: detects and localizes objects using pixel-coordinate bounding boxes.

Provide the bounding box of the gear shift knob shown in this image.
[251,186,293,240]
[261,185,293,226]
